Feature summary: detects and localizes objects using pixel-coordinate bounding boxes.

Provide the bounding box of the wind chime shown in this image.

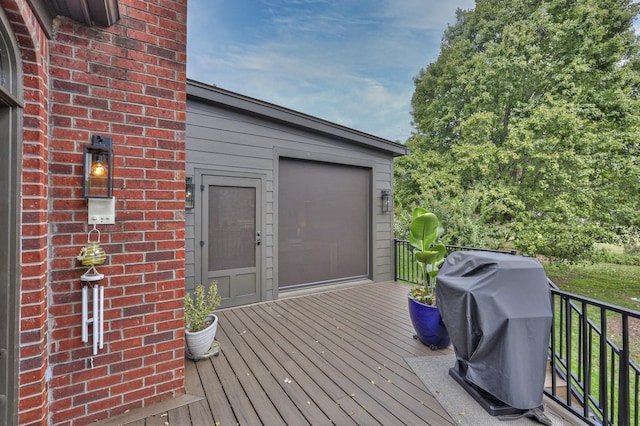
[77,225,106,356]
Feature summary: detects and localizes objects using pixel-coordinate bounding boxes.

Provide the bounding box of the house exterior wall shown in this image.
[3,1,188,424]
[186,94,396,301]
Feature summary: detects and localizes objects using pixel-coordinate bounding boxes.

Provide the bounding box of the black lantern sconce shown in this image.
[381,189,392,213]
[83,135,113,199]
[185,176,195,209]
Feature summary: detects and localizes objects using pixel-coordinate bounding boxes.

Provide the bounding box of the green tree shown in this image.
[397,0,640,259]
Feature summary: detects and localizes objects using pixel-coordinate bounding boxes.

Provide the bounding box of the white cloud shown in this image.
[187,0,475,141]
[189,39,413,140]
[378,0,475,30]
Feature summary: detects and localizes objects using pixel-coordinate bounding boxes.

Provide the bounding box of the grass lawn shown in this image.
[545,261,640,373]
[543,262,640,312]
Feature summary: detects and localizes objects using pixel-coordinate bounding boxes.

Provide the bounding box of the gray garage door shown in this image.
[278,158,370,289]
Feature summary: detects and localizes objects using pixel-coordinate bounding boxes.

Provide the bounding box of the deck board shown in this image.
[280,296,448,422]
[225,308,336,425]
[184,362,216,425]
[242,305,360,425]
[290,295,432,386]
[271,298,450,425]
[201,330,264,426]
[144,414,166,426]
[121,281,458,425]
[221,312,312,425]
[166,404,190,426]
[262,301,413,424]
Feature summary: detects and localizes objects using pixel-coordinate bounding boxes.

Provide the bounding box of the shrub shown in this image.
[623,227,640,256]
[185,281,221,332]
[590,250,640,267]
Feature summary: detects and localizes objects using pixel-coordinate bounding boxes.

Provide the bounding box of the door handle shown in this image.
[256,232,261,246]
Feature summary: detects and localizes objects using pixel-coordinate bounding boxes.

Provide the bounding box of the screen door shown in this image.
[200,175,261,307]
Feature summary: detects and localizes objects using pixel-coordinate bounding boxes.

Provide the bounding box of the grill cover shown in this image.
[436,251,553,410]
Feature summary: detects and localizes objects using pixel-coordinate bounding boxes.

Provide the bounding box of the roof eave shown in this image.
[187,79,409,157]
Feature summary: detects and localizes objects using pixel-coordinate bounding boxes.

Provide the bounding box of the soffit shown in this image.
[27,0,120,38]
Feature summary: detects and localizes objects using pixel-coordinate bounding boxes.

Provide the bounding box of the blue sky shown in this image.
[186,0,475,142]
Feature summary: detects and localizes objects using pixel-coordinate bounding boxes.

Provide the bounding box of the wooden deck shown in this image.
[105,281,457,425]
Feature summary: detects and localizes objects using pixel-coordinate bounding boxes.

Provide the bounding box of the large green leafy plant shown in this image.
[185,281,221,332]
[409,208,446,305]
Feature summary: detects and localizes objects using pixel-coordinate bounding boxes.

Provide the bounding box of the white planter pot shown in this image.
[185,314,218,359]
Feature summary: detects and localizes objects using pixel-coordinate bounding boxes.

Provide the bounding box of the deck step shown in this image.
[544,361,568,400]
[544,361,594,420]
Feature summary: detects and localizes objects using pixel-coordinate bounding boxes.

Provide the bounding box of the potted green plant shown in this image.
[407,207,450,349]
[185,281,221,360]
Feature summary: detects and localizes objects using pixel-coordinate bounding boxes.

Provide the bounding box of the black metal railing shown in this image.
[548,286,640,425]
[394,239,516,285]
[394,238,640,425]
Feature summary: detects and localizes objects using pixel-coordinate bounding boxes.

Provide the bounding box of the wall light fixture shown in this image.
[185,176,195,209]
[83,135,113,199]
[381,189,392,213]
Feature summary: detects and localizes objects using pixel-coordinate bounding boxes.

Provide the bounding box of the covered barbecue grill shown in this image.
[436,250,553,416]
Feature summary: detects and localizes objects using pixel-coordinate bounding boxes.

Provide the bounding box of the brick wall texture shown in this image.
[4,0,188,424]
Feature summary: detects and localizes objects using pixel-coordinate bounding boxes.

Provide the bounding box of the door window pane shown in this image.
[208,186,256,271]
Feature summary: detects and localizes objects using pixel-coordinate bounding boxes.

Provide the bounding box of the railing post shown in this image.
[599,307,609,425]
[618,314,631,426]
[581,300,591,420]
[565,296,573,408]
[393,238,398,282]
[550,292,558,396]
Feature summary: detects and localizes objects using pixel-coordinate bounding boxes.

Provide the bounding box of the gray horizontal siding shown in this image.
[186,97,396,299]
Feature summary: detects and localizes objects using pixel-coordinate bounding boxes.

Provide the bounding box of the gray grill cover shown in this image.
[436,251,553,410]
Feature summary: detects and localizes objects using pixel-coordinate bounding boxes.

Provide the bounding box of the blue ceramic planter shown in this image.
[408,295,451,349]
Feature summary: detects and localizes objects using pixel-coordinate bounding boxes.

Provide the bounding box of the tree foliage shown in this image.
[396,0,640,259]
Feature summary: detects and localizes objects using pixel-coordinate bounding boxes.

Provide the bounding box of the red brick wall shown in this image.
[5,0,188,424]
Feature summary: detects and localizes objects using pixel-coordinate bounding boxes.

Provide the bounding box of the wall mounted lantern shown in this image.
[381,189,392,213]
[83,135,113,199]
[185,176,195,209]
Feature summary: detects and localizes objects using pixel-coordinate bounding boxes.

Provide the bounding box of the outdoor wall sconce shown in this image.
[83,135,113,199]
[381,189,392,213]
[185,176,195,209]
